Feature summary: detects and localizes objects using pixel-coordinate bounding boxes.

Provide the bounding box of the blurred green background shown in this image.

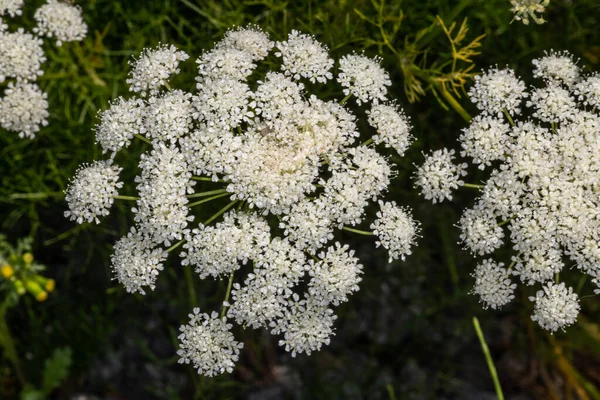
[2,0,600,398]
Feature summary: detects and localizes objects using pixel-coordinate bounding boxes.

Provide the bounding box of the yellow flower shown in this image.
[23,252,34,264]
[1,264,14,278]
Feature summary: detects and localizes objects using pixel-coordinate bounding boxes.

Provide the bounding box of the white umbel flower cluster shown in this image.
[68,26,421,376]
[413,148,467,203]
[33,0,87,46]
[64,160,123,224]
[422,50,599,332]
[0,0,86,139]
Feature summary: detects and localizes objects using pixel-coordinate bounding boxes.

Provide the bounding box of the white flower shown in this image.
[574,73,600,108]
[509,0,549,25]
[367,103,413,156]
[95,97,146,154]
[338,53,390,105]
[513,247,564,285]
[460,115,512,168]
[275,30,333,84]
[181,211,271,279]
[177,309,243,377]
[194,77,252,129]
[144,89,195,143]
[280,198,335,254]
[471,259,516,310]
[532,50,579,86]
[414,148,467,203]
[196,47,255,83]
[216,25,273,61]
[271,294,337,357]
[458,207,505,256]
[133,143,195,246]
[0,28,45,82]
[33,0,87,46]
[127,44,189,96]
[110,229,167,294]
[527,84,576,123]
[307,242,363,305]
[0,82,48,138]
[0,0,23,17]
[468,67,527,117]
[64,160,123,224]
[371,201,420,262]
[530,282,580,332]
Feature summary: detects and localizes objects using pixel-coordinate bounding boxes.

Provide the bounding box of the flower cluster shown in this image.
[509,0,550,25]
[0,0,87,139]
[65,27,420,376]
[417,50,596,332]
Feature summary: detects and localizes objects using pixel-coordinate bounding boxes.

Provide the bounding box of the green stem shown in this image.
[362,138,374,146]
[8,192,63,200]
[463,183,485,189]
[473,317,504,400]
[502,109,515,127]
[437,84,471,123]
[188,192,230,208]
[183,265,197,308]
[134,134,152,145]
[219,272,235,319]
[339,93,352,105]
[203,200,238,226]
[113,195,140,201]
[497,215,515,227]
[167,239,184,253]
[187,189,227,199]
[342,226,374,236]
[191,176,224,182]
[0,301,25,385]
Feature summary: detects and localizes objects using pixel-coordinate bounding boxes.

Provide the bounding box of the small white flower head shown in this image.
[252,71,305,122]
[127,44,189,96]
[275,30,333,84]
[181,211,271,279]
[95,97,146,155]
[458,207,504,256]
[196,47,255,83]
[279,198,335,254]
[530,282,580,332]
[532,50,580,87]
[144,89,195,143]
[217,25,273,61]
[371,201,420,262]
[413,148,467,203]
[468,67,527,117]
[307,242,363,305]
[64,160,123,224]
[513,247,564,285]
[526,84,576,123]
[33,0,87,46]
[0,82,49,138]
[110,229,167,294]
[0,0,23,17]
[509,0,549,25]
[0,28,45,82]
[177,309,243,377]
[367,103,413,156]
[273,294,337,357]
[460,115,512,169]
[133,143,195,246]
[471,259,516,310]
[195,77,252,129]
[479,169,524,220]
[574,73,600,108]
[338,53,391,105]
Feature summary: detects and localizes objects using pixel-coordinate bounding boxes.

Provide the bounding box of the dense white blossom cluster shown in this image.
[66,27,420,376]
[0,0,87,139]
[419,51,595,332]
